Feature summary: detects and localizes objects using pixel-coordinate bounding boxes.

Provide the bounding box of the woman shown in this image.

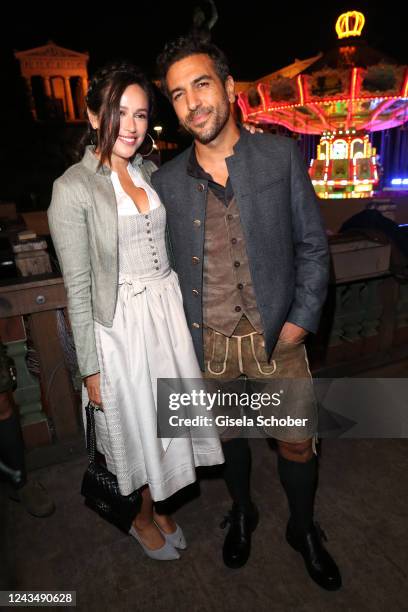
[48,62,224,561]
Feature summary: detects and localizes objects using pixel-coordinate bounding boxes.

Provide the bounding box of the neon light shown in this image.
[312,179,376,186]
[257,83,267,110]
[402,70,408,98]
[248,93,403,113]
[297,75,305,105]
[351,69,358,100]
[237,95,248,122]
[336,11,365,40]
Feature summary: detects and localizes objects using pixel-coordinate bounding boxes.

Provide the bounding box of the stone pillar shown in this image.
[64,77,75,120]
[82,76,88,98]
[49,77,56,98]
[24,76,37,120]
[43,76,52,97]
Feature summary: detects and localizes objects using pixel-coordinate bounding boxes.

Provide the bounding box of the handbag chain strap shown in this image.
[85,401,97,464]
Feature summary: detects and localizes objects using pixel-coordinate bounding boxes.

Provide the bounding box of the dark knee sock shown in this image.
[0,412,27,488]
[278,453,317,535]
[222,438,252,512]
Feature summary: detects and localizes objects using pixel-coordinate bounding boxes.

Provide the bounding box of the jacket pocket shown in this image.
[255,177,285,195]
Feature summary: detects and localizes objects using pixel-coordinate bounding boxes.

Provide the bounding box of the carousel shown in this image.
[238,11,408,199]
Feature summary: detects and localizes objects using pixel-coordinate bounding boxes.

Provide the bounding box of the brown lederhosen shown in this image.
[203,317,318,451]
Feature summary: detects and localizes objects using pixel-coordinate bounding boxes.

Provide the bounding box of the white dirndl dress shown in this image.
[82,163,224,499]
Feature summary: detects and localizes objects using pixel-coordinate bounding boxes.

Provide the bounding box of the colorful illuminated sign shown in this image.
[309,132,379,199]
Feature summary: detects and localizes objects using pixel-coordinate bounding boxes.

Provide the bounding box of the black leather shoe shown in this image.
[220,504,259,569]
[286,521,342,591]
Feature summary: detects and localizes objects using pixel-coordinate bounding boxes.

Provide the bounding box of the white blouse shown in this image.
[111,163,161,216]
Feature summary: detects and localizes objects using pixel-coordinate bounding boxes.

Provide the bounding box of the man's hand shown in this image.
[242,122,264,134]
[85,372,102,409]
[278,321,308,343]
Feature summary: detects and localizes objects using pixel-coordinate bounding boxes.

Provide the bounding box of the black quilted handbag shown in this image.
[81,402,142,533]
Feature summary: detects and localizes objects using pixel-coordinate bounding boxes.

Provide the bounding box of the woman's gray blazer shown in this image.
[47,146,158,378]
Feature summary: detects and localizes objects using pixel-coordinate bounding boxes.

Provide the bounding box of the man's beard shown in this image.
[183,98,230,144]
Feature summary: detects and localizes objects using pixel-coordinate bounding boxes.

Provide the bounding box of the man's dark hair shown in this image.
[156,35,230,98]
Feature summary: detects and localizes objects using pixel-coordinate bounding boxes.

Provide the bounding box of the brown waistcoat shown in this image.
[203,190,263,336]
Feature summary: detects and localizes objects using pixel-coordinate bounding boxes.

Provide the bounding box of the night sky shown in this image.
[3,1,406,83]
[1,0,407,146]
[0,1,406,203]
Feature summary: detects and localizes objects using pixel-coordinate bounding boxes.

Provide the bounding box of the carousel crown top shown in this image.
[335,11,365,40]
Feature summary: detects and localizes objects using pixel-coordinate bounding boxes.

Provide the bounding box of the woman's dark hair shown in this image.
[84,61,155,167]
[156,35,230,99]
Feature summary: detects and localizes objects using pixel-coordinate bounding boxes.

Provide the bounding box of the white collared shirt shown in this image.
[111,163,161,216]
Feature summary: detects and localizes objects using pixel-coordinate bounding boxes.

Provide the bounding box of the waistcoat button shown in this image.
[193,219,201,227]
[192,256,200,265]
[197,183,206,192]
[234,261,240,268]
[192,288,199,296]
[235,306,242,312]
[192,322,201,329]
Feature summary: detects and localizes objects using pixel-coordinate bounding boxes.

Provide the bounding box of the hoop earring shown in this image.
[90,128,98,146]
[141,133,155,157]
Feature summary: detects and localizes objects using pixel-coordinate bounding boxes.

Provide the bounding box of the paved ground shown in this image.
[2,435,408,612]
[2,359,408,611]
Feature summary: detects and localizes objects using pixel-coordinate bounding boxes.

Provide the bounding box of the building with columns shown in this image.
[15,41,89,121]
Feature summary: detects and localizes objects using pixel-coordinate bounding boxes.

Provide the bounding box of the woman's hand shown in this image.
[242,122,264,134]
[85,372,102,409]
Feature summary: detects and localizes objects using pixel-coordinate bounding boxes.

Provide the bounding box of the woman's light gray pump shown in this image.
[129,525,180,560]
[155,522,187,550]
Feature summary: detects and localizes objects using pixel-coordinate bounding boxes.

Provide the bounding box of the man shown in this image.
[152,36,341,590]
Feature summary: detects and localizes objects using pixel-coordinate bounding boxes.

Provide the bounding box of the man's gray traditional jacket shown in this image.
[151,128,329,371]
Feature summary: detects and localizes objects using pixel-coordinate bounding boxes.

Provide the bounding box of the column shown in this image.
[81,76,88,98]
[43,76,52,97]
[24,76,37,120]
[75,77,86,119]
[64,76,75,120]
